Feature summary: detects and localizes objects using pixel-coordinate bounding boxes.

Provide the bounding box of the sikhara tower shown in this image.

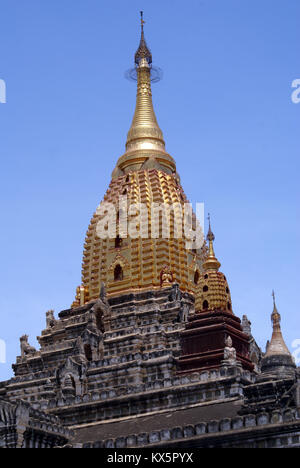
[72,14,206,306]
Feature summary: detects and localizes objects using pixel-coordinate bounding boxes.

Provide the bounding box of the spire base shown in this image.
[261,354,296,380]
[113,149,176,178]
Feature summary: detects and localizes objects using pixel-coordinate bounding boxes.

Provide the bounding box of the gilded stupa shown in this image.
[194,215,233,313]
[72,13,206,306]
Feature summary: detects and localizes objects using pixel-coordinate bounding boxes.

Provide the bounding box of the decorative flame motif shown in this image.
[160,265,174,287]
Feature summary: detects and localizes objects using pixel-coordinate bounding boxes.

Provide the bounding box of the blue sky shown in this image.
[0,0,299,380]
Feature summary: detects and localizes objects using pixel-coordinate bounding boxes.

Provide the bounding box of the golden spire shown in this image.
[202,214,221,271]
[126,12,165,154]
[113,12,176,177]
[265,291,291,357]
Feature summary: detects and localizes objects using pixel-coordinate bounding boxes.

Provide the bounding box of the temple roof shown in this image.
[72,400,242,444]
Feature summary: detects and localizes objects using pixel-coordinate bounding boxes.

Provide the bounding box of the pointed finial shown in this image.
[207,213,215,242]
[272,290,276,306]
[140,11,145,31]
[202,213,221,271]
[271,290,281,326]
[135,12,152,66]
